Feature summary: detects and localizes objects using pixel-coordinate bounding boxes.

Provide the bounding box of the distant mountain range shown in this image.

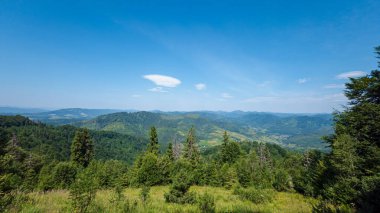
[0,107,333,150]
[76,111,333,151]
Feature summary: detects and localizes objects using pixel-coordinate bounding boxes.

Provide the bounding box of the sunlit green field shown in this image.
[13,186,317,213]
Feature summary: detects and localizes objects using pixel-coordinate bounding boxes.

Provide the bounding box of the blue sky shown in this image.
[1,0,379,113]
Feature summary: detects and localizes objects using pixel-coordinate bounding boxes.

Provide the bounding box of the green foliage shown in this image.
[0,127,9,155]
[96,160,128,188]
[319,46,380,211]
[109,184,137,213]
[164,169,196,204]
[70,129,94,167]
[198,161,220,186]
[183,127,200,164]
[136,152,161,186]
[198,192,216,213]
[220,164,238,189]
[37,162,56,191]
[0,115,148,164]
[78,111,332,151]
[273,169,293,192]
[51,161,78,189]
[165,142,174,161]
[147,126,159,155]
[220,131,241,164]
[140,186,150,204]
[233,187,274,204]
[312,200,354,213]
[69,165,99,213]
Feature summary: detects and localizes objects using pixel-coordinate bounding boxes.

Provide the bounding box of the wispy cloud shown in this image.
[221,93,233,99]
[195,83,206,90]
[336,71,366,79]
[323,84,345,89]
[131,94,141,98]
[298,78,309,84]
[143,74,181,87]
[148,87,168,93]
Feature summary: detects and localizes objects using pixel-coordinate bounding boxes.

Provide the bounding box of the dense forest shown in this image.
[0,47,379,212]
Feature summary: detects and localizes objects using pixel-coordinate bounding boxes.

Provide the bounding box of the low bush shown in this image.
[198,192,216,213]
[233,187,274,204]
[140,186,150,204]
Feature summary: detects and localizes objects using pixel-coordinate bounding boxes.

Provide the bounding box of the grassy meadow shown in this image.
[11,186,317,213]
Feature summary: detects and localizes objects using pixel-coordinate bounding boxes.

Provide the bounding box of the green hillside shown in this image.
[0,115,148,163]
[77,111,332,150]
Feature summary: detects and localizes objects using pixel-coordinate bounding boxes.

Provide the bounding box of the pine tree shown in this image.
[0,128,9,155]
[183,127,200,164]
[147,126,159,155]
[320,46,380,210]
[220,131,241,164]
[166,142,174,161]
[70,129,94,167]
[221,131,229,163]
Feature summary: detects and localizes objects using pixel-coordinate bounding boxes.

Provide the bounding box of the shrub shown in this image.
[198,192,216,213]
[109,185,137,213]
[164,170,196,204]
[233,187,274,204]
[273,169,293,192]
[140,186,150,204]
[312,200,354,213]
[69,167,99,213]
[52,162,78,189]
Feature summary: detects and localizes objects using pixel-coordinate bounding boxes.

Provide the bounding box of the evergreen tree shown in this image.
[166,142,174,161]
[136,152,161,186]
[147,126,159,155]
[70,129,94,167]
[220,131,241,164]
[321,46,380,210]
[183,127,200,164]
[0,128,9,155]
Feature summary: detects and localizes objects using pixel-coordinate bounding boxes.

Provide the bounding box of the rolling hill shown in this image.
[77,111,333,150]
[0,115,148,163]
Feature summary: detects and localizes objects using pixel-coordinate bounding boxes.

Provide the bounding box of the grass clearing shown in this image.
[17,186,317,213]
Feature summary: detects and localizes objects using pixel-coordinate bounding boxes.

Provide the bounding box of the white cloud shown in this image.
[336,71,366,79]
[131,94,141,98]
[221,93,233,99]
[143,74,181,87]
[148,87,168,93]
[195,83,206,90]
[323,84,345,89]
[298,78,309,84]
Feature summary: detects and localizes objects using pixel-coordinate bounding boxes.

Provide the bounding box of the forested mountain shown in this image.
[0,115,147,163]
[0,107,332,150]
[77,111,332,150]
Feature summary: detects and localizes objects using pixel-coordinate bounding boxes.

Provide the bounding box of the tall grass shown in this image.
[18,186,317,213]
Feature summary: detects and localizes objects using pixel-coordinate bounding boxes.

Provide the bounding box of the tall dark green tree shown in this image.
[70,129,94,167]
[166,142,174,161]
[322,46,380,211]
[147,126,159,155]
[220,131,241,164]
[183,127,200,164]
[0,128,9,155]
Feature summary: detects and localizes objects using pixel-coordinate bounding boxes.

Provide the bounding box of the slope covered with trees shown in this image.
[0,115,148,163]
[77,111,332,151]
